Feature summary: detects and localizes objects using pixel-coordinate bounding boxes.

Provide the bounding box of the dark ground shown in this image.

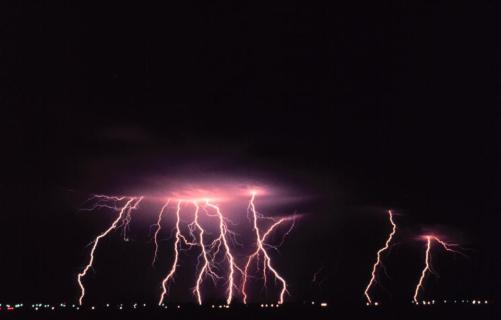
[0,304,495,320]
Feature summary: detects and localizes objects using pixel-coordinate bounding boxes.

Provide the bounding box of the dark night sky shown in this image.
[1,1,498,307]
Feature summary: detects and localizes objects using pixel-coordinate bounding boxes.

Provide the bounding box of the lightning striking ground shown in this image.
[77,196,143,305]
[364,210,397,305]
[158,200,193,305]
[241,192,295,305]
[413,235,462,304]
[191,201,221,305]
[204,200,240,305]
[77,190,297,305]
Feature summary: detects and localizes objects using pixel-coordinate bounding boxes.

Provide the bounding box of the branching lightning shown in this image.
[77,190,297,306]
[158,200,195,305]
[364,210,397,305]
[413,235,462,304]
[77,195,143,305]
[75,189,471,308]
[191,201,221,305]
[204,200,240,305]
[157,199,245,306]
[241,192,295,305]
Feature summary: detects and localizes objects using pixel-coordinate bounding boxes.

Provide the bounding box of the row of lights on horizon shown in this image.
[413,299,489,306]
[365,299,490,306]
[0,299,490,311]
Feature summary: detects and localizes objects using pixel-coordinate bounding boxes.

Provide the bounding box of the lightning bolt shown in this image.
[77,195,143,305]
[152,200,170,266]
[413,235,462,304]
[158,200,197,305]
[241,192,294,305]
[364,210,397,305]
[191,201,221,305]
[204,200,240,305]
[78,191,297,305]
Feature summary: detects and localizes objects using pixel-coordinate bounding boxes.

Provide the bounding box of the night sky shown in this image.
[2,1,498,308]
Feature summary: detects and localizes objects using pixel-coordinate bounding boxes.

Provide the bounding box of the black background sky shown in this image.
[1,1,498,307]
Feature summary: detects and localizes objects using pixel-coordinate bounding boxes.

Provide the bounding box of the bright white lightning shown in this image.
[241,192,294,304]
[77,196,143,305]
[364,210,397,305]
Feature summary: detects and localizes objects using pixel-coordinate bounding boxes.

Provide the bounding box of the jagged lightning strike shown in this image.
[364,210,397,305]
[152,200,170,266]
[157,199,234,306]
[204,200,243,305]
[191,201,221,305]
[77,191,296,306]
[158,200,194,305]
[413,235,462,304]
[156,194,295,305]
[241,192,295,305]
[77,195,143,305]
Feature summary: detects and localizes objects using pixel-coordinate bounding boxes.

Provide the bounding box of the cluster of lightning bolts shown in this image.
[77,192,295,306]
[363,210,464,306]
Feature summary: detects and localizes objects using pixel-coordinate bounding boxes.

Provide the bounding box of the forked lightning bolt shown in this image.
[241,192,295,304]
[191,201,221,305]
[158,200,228,305]
[204,200,241,305]
[413,235,462,304]
[364,210,397,305]
[158,200,196,305]
[77,192,296,305]
[77,195,143,305]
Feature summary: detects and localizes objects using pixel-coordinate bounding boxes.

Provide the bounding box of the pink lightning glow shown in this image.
[241,192,295,305]
[364,210,397,305]
[158,200,193,305]
[152,200,170,266]
[156,193,295,305]
[204,200,240,305]
[77,196,143,305]
[413,235,462,304]
[77,187,297,306]
[191,201,221,305]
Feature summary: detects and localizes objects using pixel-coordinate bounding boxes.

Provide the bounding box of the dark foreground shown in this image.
[0,304,495,320]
